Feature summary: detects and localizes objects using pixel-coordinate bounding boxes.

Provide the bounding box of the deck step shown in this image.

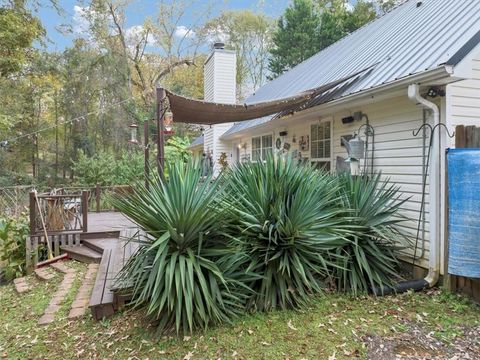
[60,245,103,264]
[83,238,120,253]
[89,248,115,319]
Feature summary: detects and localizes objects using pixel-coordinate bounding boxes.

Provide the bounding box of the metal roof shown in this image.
[189,134,204,148]
[222,0,480,138]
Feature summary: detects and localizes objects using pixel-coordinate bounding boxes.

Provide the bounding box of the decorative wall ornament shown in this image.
[275,137,282,150]
[299,135,309,151]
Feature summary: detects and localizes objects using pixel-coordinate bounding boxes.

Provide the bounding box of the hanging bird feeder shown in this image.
[128,123,139,144]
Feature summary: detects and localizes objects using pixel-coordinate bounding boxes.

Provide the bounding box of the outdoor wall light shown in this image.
[426,87,445,98]
[341,116,354,124]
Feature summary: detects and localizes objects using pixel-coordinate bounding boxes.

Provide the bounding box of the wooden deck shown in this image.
[85,212,136,233]
[61,211,140,320]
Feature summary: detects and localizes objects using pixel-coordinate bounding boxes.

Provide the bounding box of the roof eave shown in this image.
[220,66,455,140]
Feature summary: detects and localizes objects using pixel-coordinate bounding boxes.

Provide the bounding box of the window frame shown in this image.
[251,133,274,162]
[310,119,333,171]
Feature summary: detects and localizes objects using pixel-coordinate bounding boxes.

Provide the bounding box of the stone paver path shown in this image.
[38,262,77,326]
[68,263,98,319]
[34,267,55,281]
[50,261,74,274]
[13,277,32,294]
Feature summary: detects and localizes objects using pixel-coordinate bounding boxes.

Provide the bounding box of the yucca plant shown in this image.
[223,156,348,312]
[112,161,250,334]
[333,173,409,295]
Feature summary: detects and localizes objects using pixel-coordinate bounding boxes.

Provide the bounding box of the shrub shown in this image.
[223,156,348,312]
[113,161,251,334]
[333,173,408,295]
[71,150,147,186]
[0,214,29,281]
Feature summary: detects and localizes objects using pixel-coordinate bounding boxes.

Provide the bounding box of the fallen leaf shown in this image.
[328,351,336,360]
[261,341,271,346]
[287,320,298,331]
[183,351,194,360]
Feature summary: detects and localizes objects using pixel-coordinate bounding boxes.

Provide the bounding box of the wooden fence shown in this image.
[447,125,480,302]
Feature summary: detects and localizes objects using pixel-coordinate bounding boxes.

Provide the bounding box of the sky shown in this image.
[37,0,291,52]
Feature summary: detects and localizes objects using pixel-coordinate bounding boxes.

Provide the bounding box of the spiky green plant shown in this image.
[112,162,251,334]
[333,173,409,295]
[223,156,348,312]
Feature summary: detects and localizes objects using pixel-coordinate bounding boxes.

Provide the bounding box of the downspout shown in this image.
[407,83,441,287]
[372,84,440,296]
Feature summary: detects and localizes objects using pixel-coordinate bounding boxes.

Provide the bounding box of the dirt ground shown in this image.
[365,322,480,359]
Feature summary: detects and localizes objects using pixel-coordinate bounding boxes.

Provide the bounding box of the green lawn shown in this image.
[0,262,479,359]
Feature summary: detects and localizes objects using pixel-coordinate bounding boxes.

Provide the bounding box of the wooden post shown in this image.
[95,184,101,212]
[82,190,89,232]
[29,191,36,235]
[465,125,475,148]
[144,120,150,190]
[455,125,465,148]
[156,87,166,179]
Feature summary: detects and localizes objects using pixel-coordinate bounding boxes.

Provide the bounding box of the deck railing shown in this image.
[23,185,132,271]
[29,190,89,235]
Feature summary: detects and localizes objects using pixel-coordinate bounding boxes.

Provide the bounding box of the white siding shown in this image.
[203,50,236,103]
[446,79,480,147]
[203,49,237,175]
[212,51,236,104]
[334,97,430,267]
[204,57,215,102]
[226,96,431,268]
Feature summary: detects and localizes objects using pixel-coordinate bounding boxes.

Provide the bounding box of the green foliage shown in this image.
[268,0,377,78]
[71,150,145,186]
[165,136,191,164]
[113,162,252,334]
[268,0,321,78]
[223,156,347,311]
[0,5,44,77]
[333,173,408,294]
[201,10,274,95]
[0,214,29,281]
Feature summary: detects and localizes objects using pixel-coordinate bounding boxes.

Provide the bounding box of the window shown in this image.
[311,121,331,171]
[252,134,273,161]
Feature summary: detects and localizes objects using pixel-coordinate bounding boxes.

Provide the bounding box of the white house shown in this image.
[188,0,480,284]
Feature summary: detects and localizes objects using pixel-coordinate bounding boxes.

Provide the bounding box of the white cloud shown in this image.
[174,25,196,39]
[73,5,91,34]
[125,25,156,45]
